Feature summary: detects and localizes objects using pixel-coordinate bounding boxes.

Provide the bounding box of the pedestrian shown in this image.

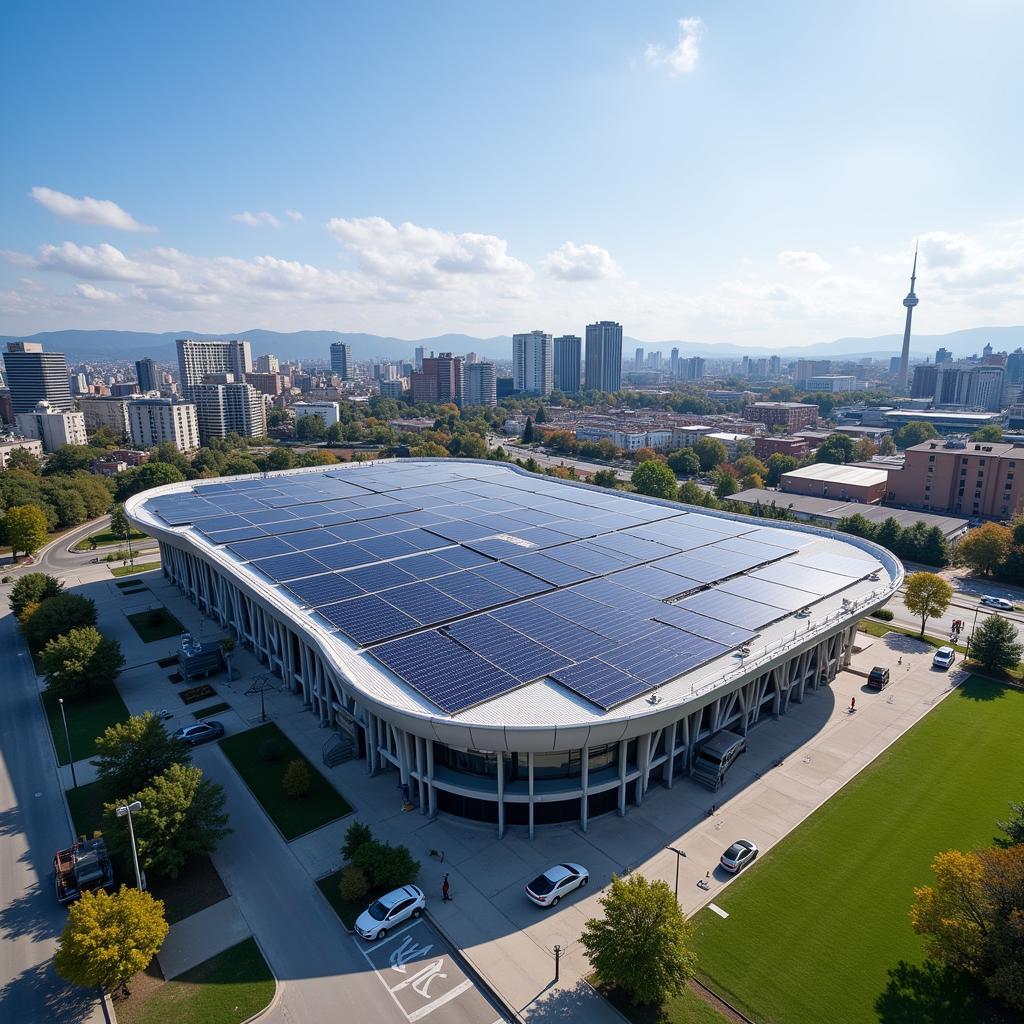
[898,656,903,665]
[850,696,856,712]
[442,873,451,902]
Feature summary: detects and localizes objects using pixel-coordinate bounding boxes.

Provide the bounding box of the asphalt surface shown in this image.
[0,605,105,1024]
[194,744,507,1024]
[24,517,159,578]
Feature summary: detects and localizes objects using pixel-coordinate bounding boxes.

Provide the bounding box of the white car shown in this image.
[525,863,588,907]
[980,596,1014,611]
[355,885,425,941]
[720,839,759,874]
[932,646,956,670]
[148,709,173,721]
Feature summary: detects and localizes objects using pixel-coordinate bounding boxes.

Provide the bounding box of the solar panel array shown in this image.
[143,463,881,715]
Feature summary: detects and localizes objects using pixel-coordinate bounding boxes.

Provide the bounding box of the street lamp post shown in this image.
[967,603,982,655]
[116,800,144,890]
[58,698,77,789]
[667,846,687,901]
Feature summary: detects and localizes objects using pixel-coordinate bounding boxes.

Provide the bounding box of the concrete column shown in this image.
[617,739,627,817]
[527,752,535,840]
[636,733,651,806]
[665,721,677,789]
[579,746,589,832]
[399,730,412,789]
[496,752,505,840]
[415,736,426,814]
[426,740,437,817]
[366,713,378,774]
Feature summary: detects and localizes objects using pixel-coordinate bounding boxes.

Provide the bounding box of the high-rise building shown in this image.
[465,362,497,406]
[127,396,200,452]
[190,380,266,440]
[768,355,782,376]
[670,347,680,377]
[70,372,88,395]
[1006,348,1024,401]
[413,353,464,405]
[935,347,953,365]
[379,379,405,399]
[793,359,832,385]
[330,342,353,380]
[254,353,280,373]
[3,342,73,414]
[78,396,131,435]
[176,339,252,394]
[414,346,426,371]
[889,356,902,375]
[135,357,159,393]
[634,346,644,370]
[911,364,938,400]
[895,246,919,392]
[512,331,553,395]
[585,321,623,393]
[553,335,582,393]
[245,372,284,396]
[15,400,88,452]
[680,356,705,381]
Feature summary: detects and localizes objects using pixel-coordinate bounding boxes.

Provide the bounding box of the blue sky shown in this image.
[2,1,1022,346]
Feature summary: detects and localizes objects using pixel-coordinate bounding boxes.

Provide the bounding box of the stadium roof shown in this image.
[133,461,896,726]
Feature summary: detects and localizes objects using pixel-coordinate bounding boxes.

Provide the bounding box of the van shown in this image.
[866,666,890,690]
[691,729,747,790]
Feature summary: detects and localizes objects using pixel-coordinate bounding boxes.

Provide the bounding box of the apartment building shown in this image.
[744,401,818,431]
[127,396,200,452]
[15,400,88,452]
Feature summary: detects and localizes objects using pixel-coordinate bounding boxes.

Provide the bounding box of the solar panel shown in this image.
[250,551,327,582]
[286,529,344,551]
[382,582,471,624]
[311,543,375,571]
[587,533,678,561]
[227,537,295,561]
[358,534,421,560]
[511,526,577,549]
[370,632,524,713]
[327,522,381,543]
[471,561,552,596]
[551,659,656,710]
[652,605,759,645]
[344,562,417,593]
[426,521,497,543]
[319,595,420,645]
[397,552,459,581]
[491,603,617,660]
[789,550,879,578]
[285,573,363,607]
[244,509,299,527]
[465,536,537,560]
[719,575,819,612]
[543,541,632,574]
[429,571,519,612]
[446,616,571,682]
[436,546,492,570]
[505,552,593,586]
[674,589,783,629]
[610,564,702,599]
[395,529,451,552]
[750,561,853,596]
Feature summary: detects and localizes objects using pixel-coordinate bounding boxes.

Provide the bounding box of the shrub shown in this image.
[22,593,98,653]
[342,820,373,862]
[10,572,63,619]
[352,839,420,890]
[259,738,285,762]
[283,758,312,798]
[871,608,895,621]
[338,865,370,903]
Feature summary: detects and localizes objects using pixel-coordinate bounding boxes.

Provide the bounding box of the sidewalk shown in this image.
[156,896,251,979]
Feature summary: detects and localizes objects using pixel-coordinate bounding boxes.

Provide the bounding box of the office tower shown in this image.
[244,372,284,396]
[512,331,553,395]
[3,341,73,413]
[495,377,515,399]
[254,353,280,373]
[176,339,252,394]
[135,357,159,393]
[70,372,88,395]
[379,379,405,399]
[1007,348,1024,401]
[935,347,953,365]
[647,351,662,371]
[190,380,267,441]
[670,347,680,377]
[793,359,832,385]
[585,321,623,393]
[911,364,938,400]
[889,356,902,374]
[465,362,497,406]
[634,346,644,370]
[680,356,705,381]
[895,246,919,392]
[553,335,582,393]
[769,355,782,376]
[414,353,464,405]
[330,342,353,380]
[414,346,426,371]
[15,400,88,452]
[78,396,131,435]
[128,396,200,452]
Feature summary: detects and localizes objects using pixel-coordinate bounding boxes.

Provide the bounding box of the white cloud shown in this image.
[327,216,531,288]
[232,210,281,228]
[777,250,831,273]
[285,209,304,222]
[542,242,620,281]
[30,186,155,233]
[74,283,119,302]
[645,17,703,75]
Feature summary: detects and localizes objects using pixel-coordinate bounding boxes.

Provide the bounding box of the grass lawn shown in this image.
[315,867,392,930]
[219,722,352,841]
[692,676,1024,1024]
[114,938,274,1024]
[72,527,147,551]
[192,702,231,719]
[858,618,968,653]
[597,980,730,1024]
[42,687,130,765]
[111,561,161,577]
[127,607,185,643]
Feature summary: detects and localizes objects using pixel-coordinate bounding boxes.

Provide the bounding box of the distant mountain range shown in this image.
[2,325,1023,364]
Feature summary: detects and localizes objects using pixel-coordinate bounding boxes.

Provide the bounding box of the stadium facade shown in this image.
[126,461,902,836]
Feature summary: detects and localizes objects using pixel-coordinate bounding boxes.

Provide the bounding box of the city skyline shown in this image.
[2,4,1023,346]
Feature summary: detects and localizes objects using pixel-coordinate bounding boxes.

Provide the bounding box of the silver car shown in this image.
[980,596,1014,611]
[172,720,225,746]
[355,885,425,940]
[525,863,589,907]
[720,839,758,874]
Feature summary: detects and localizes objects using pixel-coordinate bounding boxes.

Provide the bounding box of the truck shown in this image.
[54,838,115,905]
[691,729,748,790]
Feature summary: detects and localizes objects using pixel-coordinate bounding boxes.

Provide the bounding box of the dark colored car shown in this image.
[866,666,890,690]
[172,720,225,746]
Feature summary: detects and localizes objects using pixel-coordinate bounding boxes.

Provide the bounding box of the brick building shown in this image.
[754,435,811,460]
[780,463,889,503]
[744,401,819,432]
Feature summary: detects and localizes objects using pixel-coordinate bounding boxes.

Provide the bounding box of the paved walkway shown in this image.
[157,896,250,979]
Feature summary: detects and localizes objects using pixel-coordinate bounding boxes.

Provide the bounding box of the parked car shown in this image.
[172,720,225,746]
[525,863,589,908]
[866,666,890,691]
[148,709,173,721]
[932,647,956,670]
[720,839,759,874]
[355,884,425,940]
[980,596,1014,611]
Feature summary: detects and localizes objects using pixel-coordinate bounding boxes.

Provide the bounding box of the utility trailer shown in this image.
[54,838,115,904]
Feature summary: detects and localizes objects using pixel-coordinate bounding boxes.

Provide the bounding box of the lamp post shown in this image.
[58,698,77,789]
[967,603,982,656]
[667,846,687,901]
[116,800,144,890]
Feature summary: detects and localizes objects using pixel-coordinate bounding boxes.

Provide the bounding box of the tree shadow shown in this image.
[0,960,99,1024]
[956,676,1009,702]
[0,804,25,838]
[526,980,622,1023]
[0,881,62,943]
[874,960,1007,1024]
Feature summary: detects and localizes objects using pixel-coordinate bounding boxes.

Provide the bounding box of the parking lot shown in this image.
[354,918,507,1024]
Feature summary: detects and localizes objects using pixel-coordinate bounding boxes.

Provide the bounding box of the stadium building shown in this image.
[126,461,902,836]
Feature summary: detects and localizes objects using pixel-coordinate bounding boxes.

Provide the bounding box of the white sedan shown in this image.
[525,863,588,907]
[980,596,1014,611]
[355,885,425,941]
[720,839,759,874]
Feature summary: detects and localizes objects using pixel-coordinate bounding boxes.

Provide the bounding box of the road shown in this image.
[884,583,1024,642]
[195,744,506,1024]
[7,516,159,578]
[0,604,104,1023]
[488,436,635,484]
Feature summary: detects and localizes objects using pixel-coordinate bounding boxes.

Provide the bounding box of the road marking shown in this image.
[407,980,473,1022]
[708,903,729,918]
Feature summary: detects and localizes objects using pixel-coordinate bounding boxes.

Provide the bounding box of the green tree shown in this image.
[109,503,133,543]
[734,454,767,480]
[879,434,897,455]
[295,415,327,442]
[410,441,448,457]
[5,503,49,556]
[103,763,231,879]
[714,472,740,498]
[969,614,1023,673]
[764,452,799,487]
[338,865,370,902]
[814,433,856,465]
[54,886,168,994]
[631,461,679,500]
[678,480,711,506]
[351,839,420,890]
[114,462,186,502]
[454,433,488,459]
[903,571,954,638]
[43,444,98,476]
[342,820,374,861]
[972,425,1004,442]
[693,436,729,472]
[579,873,697,1006]
[283,758,312,797]
[535,403,547,423]
[94,713,190,797]
[40,627,125,698]
[893,420,939,449]
[996,801,1024,848]
[957,523,1013,576]
[666,448,700,477]
[522,416,535,443]
[22,593,98,653]
[9,572,63,619]
[6,446,42,473]
[591,469,619,489]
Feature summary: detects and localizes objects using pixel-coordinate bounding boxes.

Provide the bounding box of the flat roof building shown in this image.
[128,395,200,452]
[3,342,73,414]
[127,461,899,834]
[744,402,818,431]
[15,400,88,452]
[780,463,889,504]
